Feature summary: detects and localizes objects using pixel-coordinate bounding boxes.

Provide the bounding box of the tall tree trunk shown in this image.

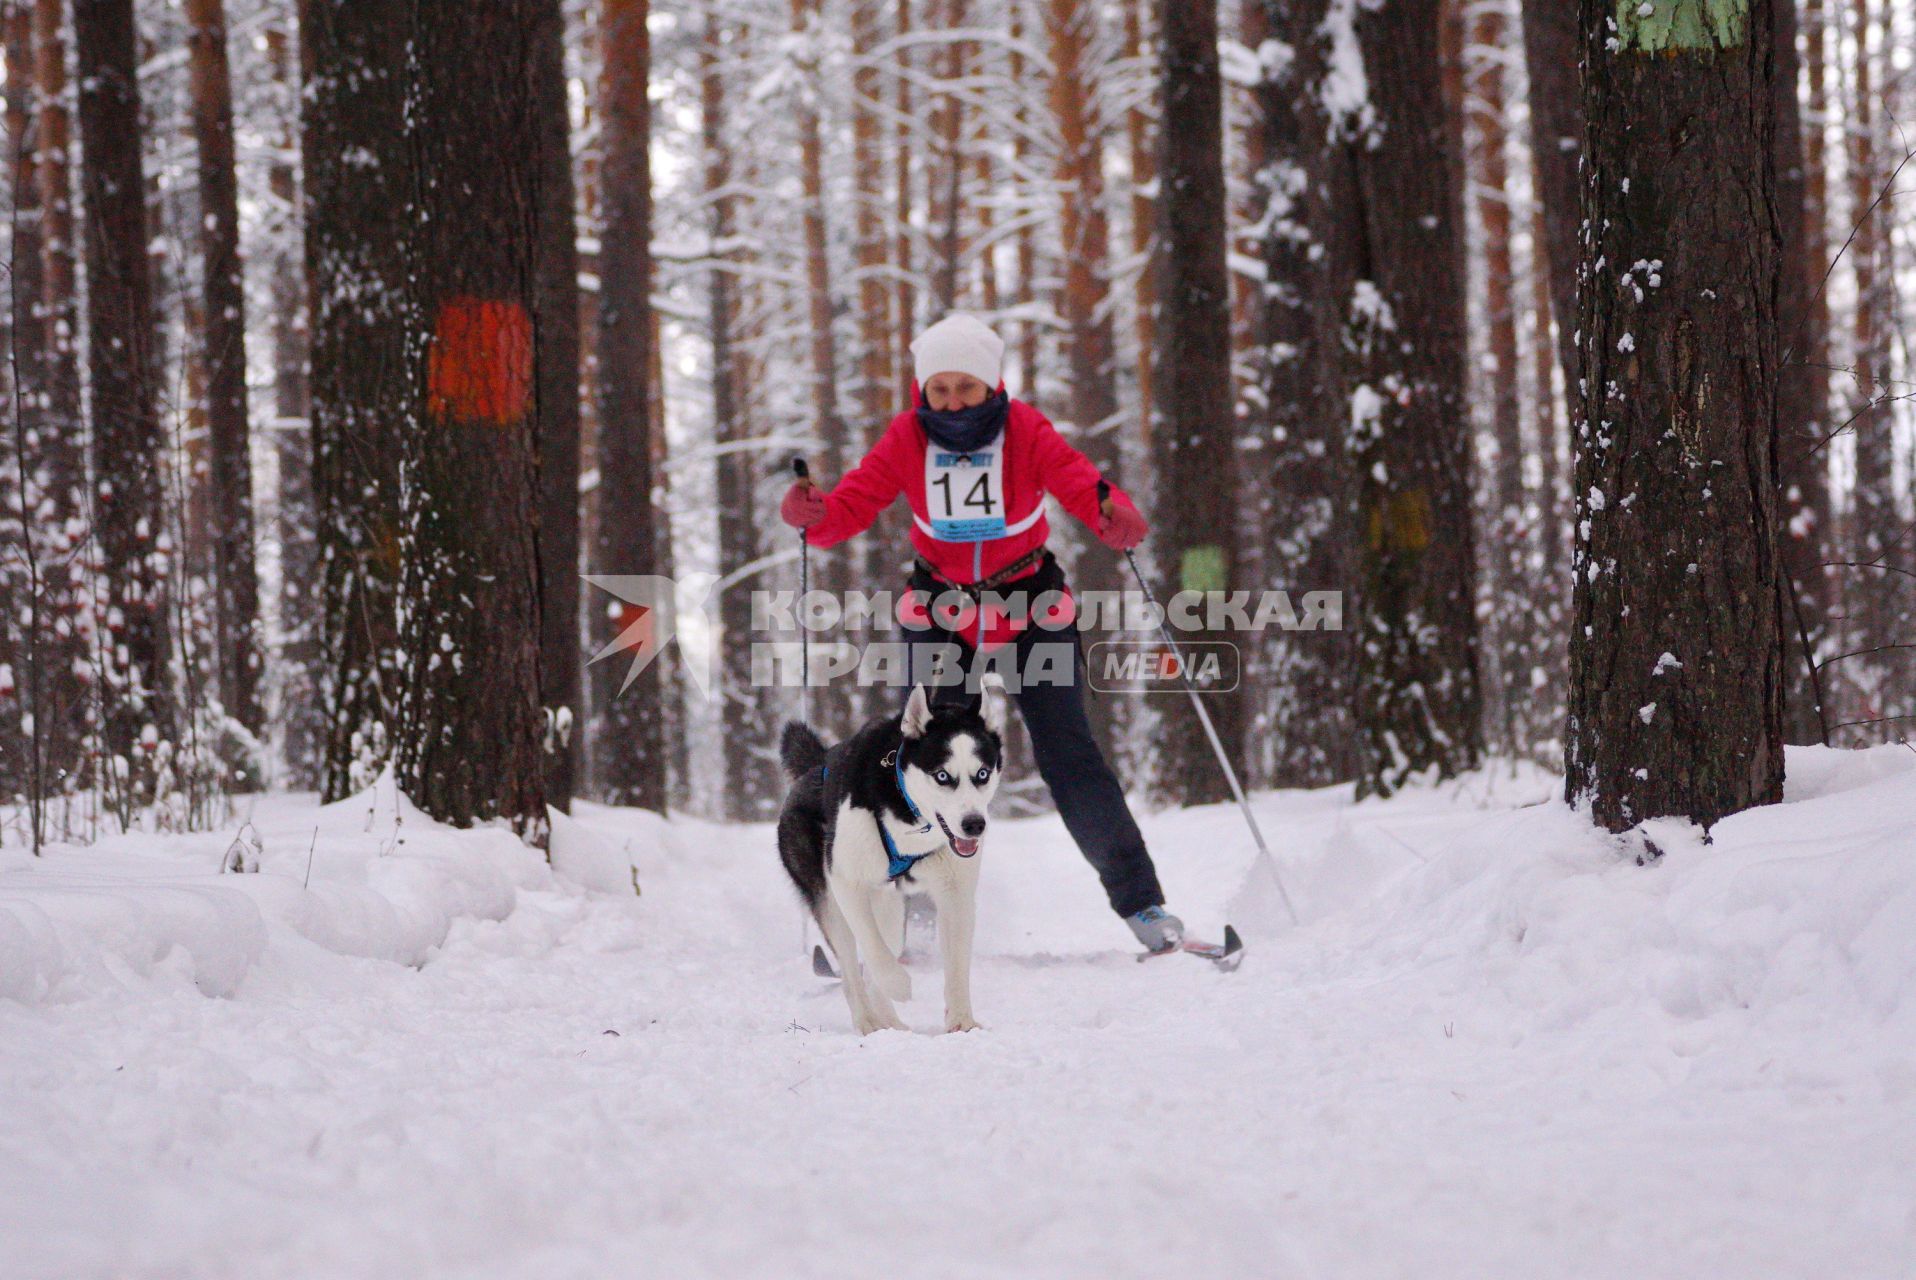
[1567,0,1784,832]
[1045,0,1125,752]
[73,0,172,788]
[1125,0,1156,443]
[1774,0,1831,744]
[791,0,852,741]
[303,0,409,800]
[1254,0,1354,788]
[930,0,968,311]
[1519,0,1581,415]
[1840,0,1903,738]
[532,0,583,811]
[4,0,44,805]
[1151,0,1242,805]
[702,12,768,820]
[267,18,321,790]
[185,0,263,747]
[893,0,917,404]
[1327,0,1481,797]
[31,0,87,689]
[1468,0,1527,758]
[394,0,549,837]
[592,0,666,812]
[1010,0,1041,391]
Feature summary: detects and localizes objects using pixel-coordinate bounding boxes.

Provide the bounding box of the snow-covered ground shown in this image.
[4,747,1915,1279]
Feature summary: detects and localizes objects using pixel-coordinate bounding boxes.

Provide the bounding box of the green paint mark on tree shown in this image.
[1613,0,1748,53]
[1181,544,1227,594]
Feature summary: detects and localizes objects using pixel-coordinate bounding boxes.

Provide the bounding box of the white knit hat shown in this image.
[911,313,1005,390]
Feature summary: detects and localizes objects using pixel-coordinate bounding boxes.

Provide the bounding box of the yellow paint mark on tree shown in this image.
[1366,487,1433,554]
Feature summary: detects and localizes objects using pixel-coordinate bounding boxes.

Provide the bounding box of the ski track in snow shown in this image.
[4,747,1916,1279]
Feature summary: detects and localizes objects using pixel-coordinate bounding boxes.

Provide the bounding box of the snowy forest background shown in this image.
[3,0,1914,849]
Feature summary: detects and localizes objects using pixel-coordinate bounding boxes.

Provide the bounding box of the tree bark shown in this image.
[531,0,583,810]
[394,0,550,837]
[267,19,321,790]
[73,0,172,783]
[1151,0,1242,805]
[1567,0,1785,832]
[1519,0,1581,407]
[302,0,409,800]
[1774,0,1831,744]
[791,0,853,740]
[592,0,666,812]
[1327,0,1482,797]
[1254,0,1354,788]
[185,0,264,746]
[1123,0,1156,439]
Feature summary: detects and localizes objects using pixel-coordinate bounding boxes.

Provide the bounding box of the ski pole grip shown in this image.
[1097,478,1111,505]
[792,457,811,483]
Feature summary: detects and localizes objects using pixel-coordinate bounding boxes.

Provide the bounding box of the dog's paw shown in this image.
[859,1011,908,1035]
[945,1014,982,1034]
[876,964,912,1004]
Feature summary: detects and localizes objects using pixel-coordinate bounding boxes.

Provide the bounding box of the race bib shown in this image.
[924,447,1007,542]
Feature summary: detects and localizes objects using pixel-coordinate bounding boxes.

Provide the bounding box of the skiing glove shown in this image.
[781,481,827,530]
[1098,499,1147,551]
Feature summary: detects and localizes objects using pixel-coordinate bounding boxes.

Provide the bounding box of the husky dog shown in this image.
[778,682,1006,1034]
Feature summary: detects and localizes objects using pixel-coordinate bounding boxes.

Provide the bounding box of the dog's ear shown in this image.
[902,684,933,740]
[979,672,1007,737]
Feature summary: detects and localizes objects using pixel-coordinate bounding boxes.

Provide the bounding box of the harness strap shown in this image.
[882,748,935,880]
[913,545,1048,595]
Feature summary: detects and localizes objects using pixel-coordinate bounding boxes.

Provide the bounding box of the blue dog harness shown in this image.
[819,753,938,881]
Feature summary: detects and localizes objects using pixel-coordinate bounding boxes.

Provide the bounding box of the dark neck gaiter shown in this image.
[916,388,1010,454]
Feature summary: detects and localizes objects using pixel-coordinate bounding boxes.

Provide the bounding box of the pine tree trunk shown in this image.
[791,0,852,741]
[1567,0,1785,832]
[267,19,322,790]
[592,0,666,812]
[185,0,263,746]
[31,3,89,795]
[4,0,43,804]
[1124,0,1156,439]
[1328,0,1482,797]
[893,0,917,404]
[1773,0,1831,745]
[1519,0,1581,411]
[302,0,409,801]
[1255,0,1354,788]
[394,0,549,837]
[702,12,767,820]
[930,0,968,311]
[1151,0,1242,805]
[532,0,583,811]
[1044,0,1125,754]
[73,0,172,782]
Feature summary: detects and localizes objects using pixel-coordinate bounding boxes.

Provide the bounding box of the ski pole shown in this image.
[792,457,813,727]
[1099,480,1300,926]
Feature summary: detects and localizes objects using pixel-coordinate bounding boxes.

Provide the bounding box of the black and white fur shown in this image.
[778,682,1006,1034]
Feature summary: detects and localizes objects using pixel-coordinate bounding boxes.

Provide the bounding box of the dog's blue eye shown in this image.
[974,768,990,784]
[935,770,952,785]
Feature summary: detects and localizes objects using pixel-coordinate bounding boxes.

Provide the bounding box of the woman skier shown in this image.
[779,312,1186,953]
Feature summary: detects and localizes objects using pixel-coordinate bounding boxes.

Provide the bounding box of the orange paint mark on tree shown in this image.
[428,298,533,425]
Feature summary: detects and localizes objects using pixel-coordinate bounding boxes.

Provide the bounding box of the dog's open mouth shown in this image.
[937,815,982,858]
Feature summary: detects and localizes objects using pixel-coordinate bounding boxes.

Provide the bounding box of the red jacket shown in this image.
[806,398,1142,587]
